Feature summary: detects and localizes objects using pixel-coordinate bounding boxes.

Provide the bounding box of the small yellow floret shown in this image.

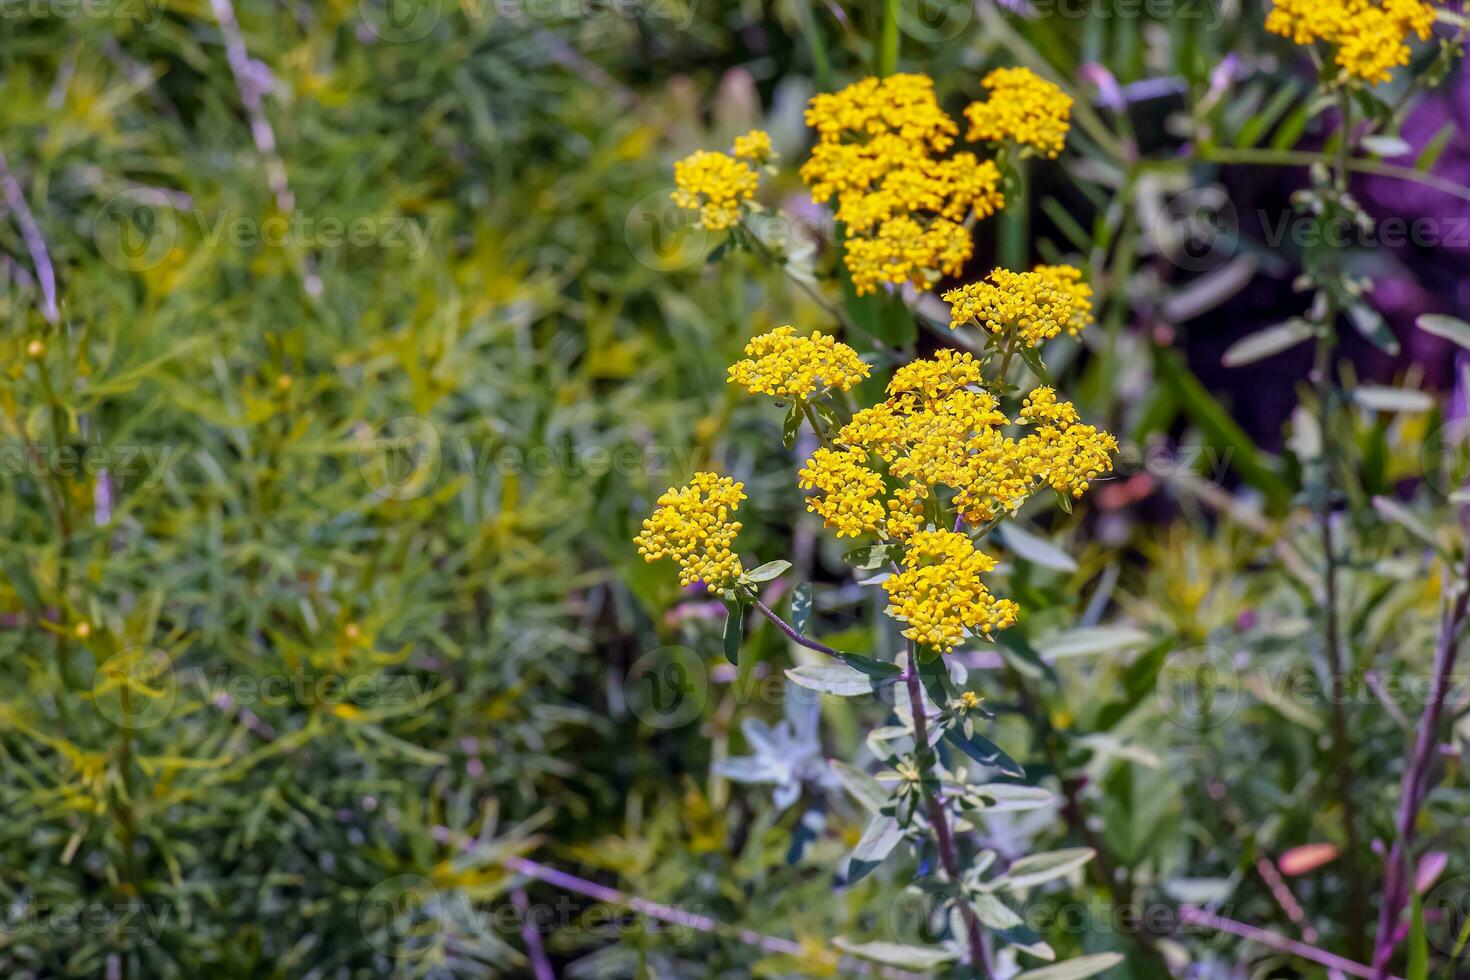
[732,129,775,164]
[1266,0,1436,85]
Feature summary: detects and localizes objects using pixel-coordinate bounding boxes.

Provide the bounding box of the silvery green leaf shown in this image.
[1372,495,1441,551]
[968,892,1024,929]
[843,543,904,570]
[1354,386,1434,413]
[1163,877,1236,904]
[1221,319,1314,367]
[781,400,802,449]
[722,600,745,665]
[1417,314,1470,350]
[789,582,812,635]
[831,938,957,969]
[1346,303,1401,355]
[971,783,1055,813]
[846,815,903,883]
[1015,953,1126,980]
[828,759,887,813]
[943,728,1024,778]
[1362,134,1413,157]
[999,848,1095,891]
[743,560,791,584]
[786,662,896,697]
[997,522,1078,573]
[1036,625,1152,659]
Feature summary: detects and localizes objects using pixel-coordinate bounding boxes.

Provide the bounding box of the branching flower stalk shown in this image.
[639,71,1120,976]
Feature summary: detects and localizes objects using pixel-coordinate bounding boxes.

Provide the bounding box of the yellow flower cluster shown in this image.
[732,129,775,164]
[1020,388,1120,498]
[672,134,766,231]
[798,447,887,537]
[634,472,746,591]
[883,530,1019,652]
[1266,0,1436,85]
[794,349,1116,540]
[801,74,1005,295]
[944,264,1093,347]
[727,326,870,399]
[964,67,1073,159]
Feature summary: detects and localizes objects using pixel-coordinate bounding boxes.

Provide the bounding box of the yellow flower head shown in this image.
[798,447,888,538]
[802,75,1006,295]
[964,67,1073,159]
[1018,387,1120,498]
[732,129,775,164]
[884,529,1019,652]
[728,326,871,399]
[634,472,746,591]
[1266,0,1436,85]
[943,266,1079,347]
[1033,264,1095,336]
[672,149,759,231]
[888,348,986,404]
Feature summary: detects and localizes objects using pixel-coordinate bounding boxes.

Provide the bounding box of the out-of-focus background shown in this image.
[1,0,1468,977]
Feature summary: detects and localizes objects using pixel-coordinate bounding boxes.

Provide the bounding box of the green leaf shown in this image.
[1408,891,1428,980]
[1036,625,1152,659]
[743,560,791,584]
[968,892,1024,930]
[846,814,903,883]
[1416,120,1456,172]
[829,759,887,813]
[782,400,802,450]
[786,662,898,697]
[790,582,813,635]
[1353,386,1434,413]
[943,728,1024,778]
[1346,302,1401,355]
[840,652,903,679]
[1417,314,1470,350]
[997,523,1078,573]
[1372,496,1441,551]
[999,848,1095,891]
[971,783,1054,813]
[1015,953,1126,980]
[831,938,956,970]
[1221,319,1314,367]
[723,600,745,665]
[1362,134,1412,157]
[842,543,904,570]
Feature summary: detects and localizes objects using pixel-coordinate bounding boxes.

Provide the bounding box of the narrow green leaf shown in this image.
[943,728,1024,778]
[1362,134,1412,157]
[1221,319,1314,367]
[832,938,956,970]
[829,759,887,813]
[1015,953,1126,980]
[790,583,813,635]
[847,814,902,882]
[1036,625,1152,659]
[1354,386,1434,413]
[999,848,1095,891]
[997,523,1078,573]
[1417,314,1470,350]
[743,560,791,584]
[1408,892,1428,980]
[786,662,897,697]
[1346,302,1401,355]
[723,600,745,665]
[782,400,802,450]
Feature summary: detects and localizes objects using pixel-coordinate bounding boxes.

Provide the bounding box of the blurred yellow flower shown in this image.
[672,149,759,231]
[964,67,1073,159]
[1266,0,1436,85]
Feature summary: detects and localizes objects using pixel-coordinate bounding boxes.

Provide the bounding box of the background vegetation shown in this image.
[1,0,1467,977]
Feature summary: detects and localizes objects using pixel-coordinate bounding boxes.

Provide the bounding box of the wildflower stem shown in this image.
[1317,85,1367,960]
[999,153,1029,270]
[1372,544,1470,978]
[738,219,862,336]
[877,0,899,77]
[800,399,832,447]
[900,646,991,978]
[749,594,844,660]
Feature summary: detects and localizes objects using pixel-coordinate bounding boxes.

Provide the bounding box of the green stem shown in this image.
[999,152,1029,270]
[877,0,899,77]
[797,0,831,92]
